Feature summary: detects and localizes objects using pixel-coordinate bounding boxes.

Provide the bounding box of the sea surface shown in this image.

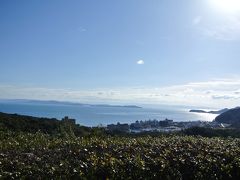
[0,101,218,127]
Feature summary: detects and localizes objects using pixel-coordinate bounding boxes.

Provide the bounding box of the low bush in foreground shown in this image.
[183,127,240,138]
[0,131,240,179]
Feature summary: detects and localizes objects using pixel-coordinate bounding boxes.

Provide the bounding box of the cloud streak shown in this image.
[193,14,240,41]
[1,79,240,108]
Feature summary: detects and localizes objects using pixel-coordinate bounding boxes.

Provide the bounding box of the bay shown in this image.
[0,101,218,127]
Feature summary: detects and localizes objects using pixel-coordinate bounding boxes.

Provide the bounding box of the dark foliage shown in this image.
[0,131,240,179]
[0,112,105,137]
[1,112,240,179]
[183,127,240,138]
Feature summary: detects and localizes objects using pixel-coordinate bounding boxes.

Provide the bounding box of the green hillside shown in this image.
[215,107,240,127]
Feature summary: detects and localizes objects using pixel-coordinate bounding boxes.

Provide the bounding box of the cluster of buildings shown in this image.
[107,119,231,133]
[61,116,76,125]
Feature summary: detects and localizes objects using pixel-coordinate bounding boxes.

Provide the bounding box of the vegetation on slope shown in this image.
[0,112,104,137]
[1,112,240,179]
[183,127,240,138]
[0,131,240,179]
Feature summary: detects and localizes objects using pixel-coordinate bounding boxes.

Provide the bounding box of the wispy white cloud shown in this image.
[137,60,144,65]
[77,26,87,32]
[203,16,240,40]
[212,95,240,100]
[1,78,240,108]
[193,16,202,25]
[193,14,240,41]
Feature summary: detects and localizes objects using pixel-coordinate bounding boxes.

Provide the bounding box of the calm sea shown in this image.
[0,101,218,127]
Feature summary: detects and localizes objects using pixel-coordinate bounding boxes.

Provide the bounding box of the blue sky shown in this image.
[0,0,240,108]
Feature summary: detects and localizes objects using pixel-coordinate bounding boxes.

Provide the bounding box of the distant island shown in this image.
[189,108,229,114]
[91,104,142,108]
[0,99,142,109]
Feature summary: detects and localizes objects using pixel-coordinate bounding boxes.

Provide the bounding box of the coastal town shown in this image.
[107,119,231,133]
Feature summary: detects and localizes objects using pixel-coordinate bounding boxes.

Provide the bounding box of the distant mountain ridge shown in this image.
[189,108,229,114]
[0,99,142,109]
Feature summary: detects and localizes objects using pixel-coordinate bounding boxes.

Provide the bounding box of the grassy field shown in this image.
[0,131,240,179]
